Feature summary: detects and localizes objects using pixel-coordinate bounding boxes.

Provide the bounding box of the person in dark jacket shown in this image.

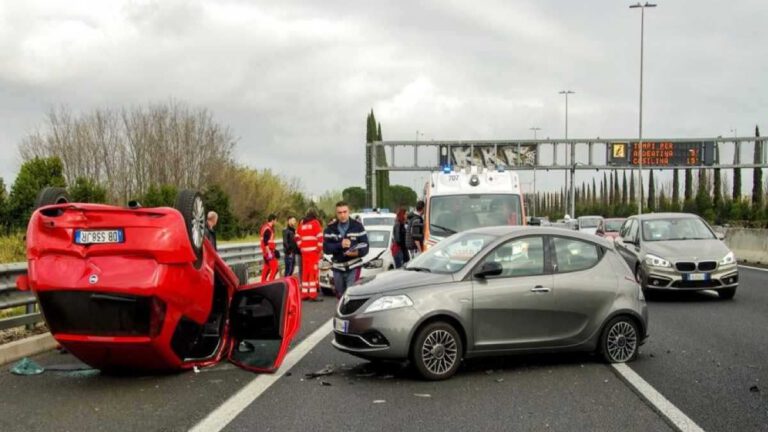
[405,200,425,257]
[323,201,369,299]
[205,211,218,251]
[392,207,410,268]
[283,216,299,277]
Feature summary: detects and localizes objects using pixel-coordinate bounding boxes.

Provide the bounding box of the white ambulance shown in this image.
[423,165,526,248]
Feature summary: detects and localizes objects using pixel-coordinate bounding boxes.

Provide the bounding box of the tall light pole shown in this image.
[530,127,541,217]
[559,90,575,217]
[630,2,657,215]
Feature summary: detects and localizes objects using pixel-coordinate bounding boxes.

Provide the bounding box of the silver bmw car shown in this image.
[614,213,738,299]
[332,226,648,380]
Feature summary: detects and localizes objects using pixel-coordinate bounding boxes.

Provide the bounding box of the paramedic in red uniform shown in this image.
[296,209,323,300]
[260,213,280,282]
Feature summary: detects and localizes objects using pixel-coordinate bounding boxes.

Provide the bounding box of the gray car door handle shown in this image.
[531,286,551,293]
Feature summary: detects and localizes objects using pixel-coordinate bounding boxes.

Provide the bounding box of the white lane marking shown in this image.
[612,363,705,432]
[190,319,333,432]
[738,264,768,272]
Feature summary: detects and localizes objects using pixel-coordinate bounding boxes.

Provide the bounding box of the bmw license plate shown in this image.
[334,318,349,334]
[75,229,124,245]
[684,273,709,281]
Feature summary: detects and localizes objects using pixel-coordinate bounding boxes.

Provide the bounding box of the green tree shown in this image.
[695,169,714,221]
[713,168,723,220]
[0,178,7,233]
[613,170,620,206]
[366,110,389,208]
[647,170,656,212]
[203,184,239,240]
[69,177,108,203]
[753,125,764,211]
[733,168,741,201]
[629,170,636,206]
[342,186,367,210]
[622,171,628,205]
[141,184,178,208]
[7,157,66,228]
[672,169,680,212]
[387,185,417,209]
[684,169,693,201]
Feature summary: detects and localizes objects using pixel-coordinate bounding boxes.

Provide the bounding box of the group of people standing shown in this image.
[258,201,370,302]
[391,201,425,268]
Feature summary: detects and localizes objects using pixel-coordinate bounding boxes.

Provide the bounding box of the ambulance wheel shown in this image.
[34,187,70,209]
[175,190,205,269]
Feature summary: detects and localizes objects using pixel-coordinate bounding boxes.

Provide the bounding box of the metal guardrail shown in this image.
[0,241,280,332]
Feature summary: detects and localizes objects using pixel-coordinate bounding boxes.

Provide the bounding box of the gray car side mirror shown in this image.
[474,262,503,278]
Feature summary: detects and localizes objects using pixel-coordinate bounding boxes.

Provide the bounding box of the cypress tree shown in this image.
[622,171,628,205]
[733,168,741,201]
[613,170,620,206]
[647,169,656,211]
[684,169,693,201]
[753,125,764,210]
[629,170,636,205]
[672,169,680,211]
[592,178,597,207]
[713,168,722,215]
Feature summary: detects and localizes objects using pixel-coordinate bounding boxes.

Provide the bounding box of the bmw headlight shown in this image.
[363,295,413,313]
[720,251,736,266]
[644,253,671,268]
[364,258,384,269]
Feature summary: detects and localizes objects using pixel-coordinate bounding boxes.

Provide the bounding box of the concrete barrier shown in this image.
[0,333,57,366]
[724,228,768,265]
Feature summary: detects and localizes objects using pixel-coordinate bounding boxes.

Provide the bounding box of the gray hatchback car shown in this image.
[332,226,648,380]
[614,213,738,299]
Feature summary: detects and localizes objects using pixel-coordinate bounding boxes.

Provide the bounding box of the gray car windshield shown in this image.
[579,218,602,228]
[407,232,497,274]
[604,220,624,232]
[429,194,522,237]
[363,217,395,226]
[642,218,715,241]
[367,230,390,249]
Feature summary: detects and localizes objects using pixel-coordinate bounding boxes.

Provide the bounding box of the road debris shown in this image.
[414,393,431,398]
[10,357,44,376]
[305,365,334,379]
[373,400,386,404]
[320,381,332,386]
[750,385,760,393]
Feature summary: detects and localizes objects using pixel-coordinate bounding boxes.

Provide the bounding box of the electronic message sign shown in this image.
[438,144,537,168]
[608,141,715,166]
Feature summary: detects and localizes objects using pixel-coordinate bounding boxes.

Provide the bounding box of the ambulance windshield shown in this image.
[429,194,522,237]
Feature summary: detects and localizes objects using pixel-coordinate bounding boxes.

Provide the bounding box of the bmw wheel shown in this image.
[601,316,640,363]
[411,322,463,380]
[174,190,206,269]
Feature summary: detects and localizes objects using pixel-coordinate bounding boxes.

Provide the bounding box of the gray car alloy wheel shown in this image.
[605,320,638,363]
[421,329,458,376]
[191,196,205,249]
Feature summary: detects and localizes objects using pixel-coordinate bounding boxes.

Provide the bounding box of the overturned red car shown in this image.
[17,187,300,373]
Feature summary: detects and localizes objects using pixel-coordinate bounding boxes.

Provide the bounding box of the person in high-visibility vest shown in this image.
[260,213,279,282]
[296,209,323,300]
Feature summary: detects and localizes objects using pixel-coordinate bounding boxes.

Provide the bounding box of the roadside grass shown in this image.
[0,233,25,264]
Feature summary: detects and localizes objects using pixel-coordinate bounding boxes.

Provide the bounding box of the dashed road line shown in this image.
[190,319,333,432]
[612,363,705,432]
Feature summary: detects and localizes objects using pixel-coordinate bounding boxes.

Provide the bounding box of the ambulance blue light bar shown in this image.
[442,164,452,173]
[496,165,506,172]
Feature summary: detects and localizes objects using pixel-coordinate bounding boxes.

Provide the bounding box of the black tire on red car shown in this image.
[174,190,206,269]
[34,187,70,209]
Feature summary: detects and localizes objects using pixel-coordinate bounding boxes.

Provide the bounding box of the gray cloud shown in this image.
[0,0,765,197]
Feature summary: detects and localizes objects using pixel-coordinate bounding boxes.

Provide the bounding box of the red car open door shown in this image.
[227,277,301,372]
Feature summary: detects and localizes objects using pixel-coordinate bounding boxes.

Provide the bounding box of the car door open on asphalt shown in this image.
[228,278,301,372]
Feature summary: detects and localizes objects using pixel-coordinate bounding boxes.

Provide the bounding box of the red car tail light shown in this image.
[149,297,167,338]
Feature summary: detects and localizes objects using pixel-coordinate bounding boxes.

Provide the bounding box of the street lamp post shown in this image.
[530,127,541,217]
[559,90,575,217]
[630,2,657,215]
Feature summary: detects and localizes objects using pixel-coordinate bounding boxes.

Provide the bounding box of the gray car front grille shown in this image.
[676,262,696,272]
[697,261,717,271]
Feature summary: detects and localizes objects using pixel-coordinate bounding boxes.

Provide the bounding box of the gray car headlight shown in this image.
[644,253,671,268]
[364,258,384,269]
[364,295,413,313]
[720,251,736,266]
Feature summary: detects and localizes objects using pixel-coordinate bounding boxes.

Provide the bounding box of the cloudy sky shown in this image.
[0,0,766,197]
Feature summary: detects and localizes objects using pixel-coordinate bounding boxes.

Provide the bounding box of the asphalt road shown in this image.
[1,266,766,432]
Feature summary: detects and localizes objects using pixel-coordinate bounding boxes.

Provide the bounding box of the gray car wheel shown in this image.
[411,322,462,381]
[601,316,639,363]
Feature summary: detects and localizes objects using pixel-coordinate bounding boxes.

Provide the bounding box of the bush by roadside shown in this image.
[0,233,25,264]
